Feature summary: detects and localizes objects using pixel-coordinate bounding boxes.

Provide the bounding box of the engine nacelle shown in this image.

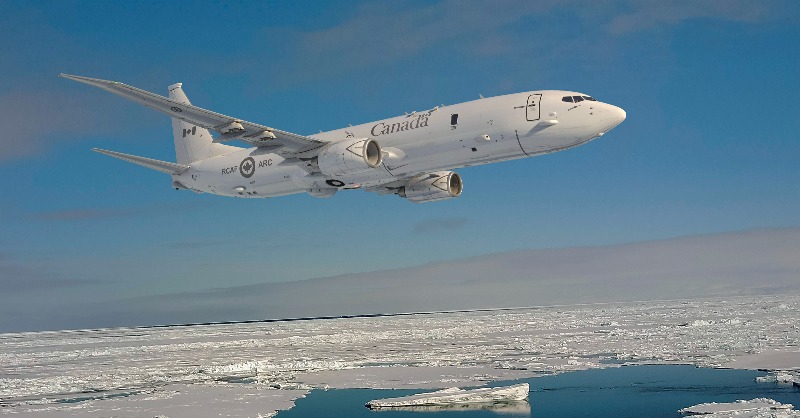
[317,138,383,177]
[399,171,463,203]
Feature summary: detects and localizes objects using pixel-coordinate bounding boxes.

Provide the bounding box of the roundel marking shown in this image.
[326,179,345,187]
[240,157,256,178]
[170,106,183,112]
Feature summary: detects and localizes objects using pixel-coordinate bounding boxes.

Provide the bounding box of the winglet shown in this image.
[92,148,189,175]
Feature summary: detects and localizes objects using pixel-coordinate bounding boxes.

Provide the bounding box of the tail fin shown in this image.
[168,83,238,164]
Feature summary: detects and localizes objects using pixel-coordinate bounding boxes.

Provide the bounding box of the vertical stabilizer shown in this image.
[168,83,237,164]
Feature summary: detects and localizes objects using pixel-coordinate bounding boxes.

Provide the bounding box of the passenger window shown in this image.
[562,96,573,103]
[573,96,584,102]
[450,114,459,125]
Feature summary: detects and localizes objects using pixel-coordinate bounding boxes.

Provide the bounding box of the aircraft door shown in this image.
[526,94,541,121]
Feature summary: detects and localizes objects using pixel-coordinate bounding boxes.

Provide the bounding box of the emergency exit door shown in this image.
[526,94,541,121]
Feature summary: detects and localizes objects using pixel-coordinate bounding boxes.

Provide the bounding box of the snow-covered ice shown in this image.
[8,384,306,418]
[756,372,799,385]
[365,383,529,408]
[728,350,800,372]
[1,295,799,417]
[679,398,800,417]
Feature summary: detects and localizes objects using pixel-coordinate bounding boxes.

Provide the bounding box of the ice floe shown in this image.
[679,398,800,417]
[756,371,799,385]
[365,383,529,409]
[726,350,800,372]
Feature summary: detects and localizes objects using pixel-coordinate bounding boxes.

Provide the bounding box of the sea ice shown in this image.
[1,294,798,417]
[755,372,799,385]
[726,350,800,372]
[6,384,307,418]
[679,398,800,417]
[365,383,529,409]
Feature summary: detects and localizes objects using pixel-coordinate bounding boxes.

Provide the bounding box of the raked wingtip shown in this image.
[58,74,115,86]
[59,73,91,84]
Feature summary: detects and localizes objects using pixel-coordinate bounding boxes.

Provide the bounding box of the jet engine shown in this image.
[317,138,383,177]
[399,171,463,203]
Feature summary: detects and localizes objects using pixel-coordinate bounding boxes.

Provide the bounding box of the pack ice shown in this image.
[1,295,799,417]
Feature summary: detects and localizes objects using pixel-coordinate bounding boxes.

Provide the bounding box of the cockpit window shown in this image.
[563,95,598,103]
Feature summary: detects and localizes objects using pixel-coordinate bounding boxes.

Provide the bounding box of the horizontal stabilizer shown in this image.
[92,148,189,175]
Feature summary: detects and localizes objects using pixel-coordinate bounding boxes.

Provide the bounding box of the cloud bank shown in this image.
[15,227,792,332]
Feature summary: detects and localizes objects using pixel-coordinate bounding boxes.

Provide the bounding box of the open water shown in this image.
[276,365,800,418]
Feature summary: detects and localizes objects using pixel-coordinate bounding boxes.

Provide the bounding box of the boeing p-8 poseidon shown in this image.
[60,74,625,203]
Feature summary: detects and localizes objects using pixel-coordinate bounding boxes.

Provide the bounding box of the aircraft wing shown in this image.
[59,74,326,154]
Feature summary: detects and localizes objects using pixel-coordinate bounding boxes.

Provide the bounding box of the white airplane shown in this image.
[60,74,625,203]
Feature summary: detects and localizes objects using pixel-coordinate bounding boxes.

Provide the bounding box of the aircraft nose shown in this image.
[611,105,626,124]
[599,104,626,132]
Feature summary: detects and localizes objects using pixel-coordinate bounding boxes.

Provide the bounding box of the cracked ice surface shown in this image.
[1,295,799,416]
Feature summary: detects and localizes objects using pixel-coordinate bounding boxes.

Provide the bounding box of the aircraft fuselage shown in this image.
[180,90,625,198]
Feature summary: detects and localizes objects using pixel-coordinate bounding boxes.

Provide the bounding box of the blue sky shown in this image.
[1,1,799,331]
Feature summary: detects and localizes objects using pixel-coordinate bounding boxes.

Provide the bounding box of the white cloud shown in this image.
[246,0,792,92]
[607,0,783,34]
[252,0,563,86]
[169,227,800,311]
